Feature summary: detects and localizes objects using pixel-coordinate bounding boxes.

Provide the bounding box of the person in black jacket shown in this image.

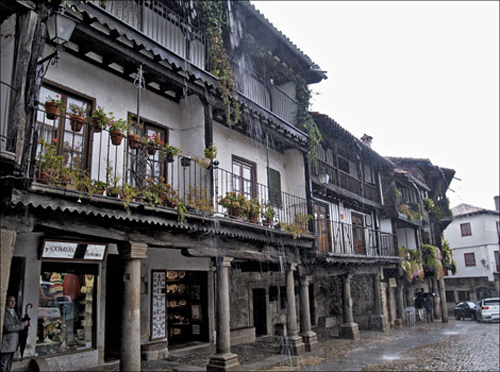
[1,296,29,372]
[422,293,434,322]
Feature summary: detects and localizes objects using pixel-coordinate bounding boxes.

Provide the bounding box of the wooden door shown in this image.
[315,205,330,252]
[352,213,366,254]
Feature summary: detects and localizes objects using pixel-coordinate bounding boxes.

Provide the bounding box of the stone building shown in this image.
[1,1,326,370]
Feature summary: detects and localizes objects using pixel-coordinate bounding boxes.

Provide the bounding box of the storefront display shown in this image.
[36,263,97,356]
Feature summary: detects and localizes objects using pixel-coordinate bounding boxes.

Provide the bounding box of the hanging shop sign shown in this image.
[40,240,108,261]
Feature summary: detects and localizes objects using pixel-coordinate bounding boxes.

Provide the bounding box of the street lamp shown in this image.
[318,167,330,185]
[37,4,78,79]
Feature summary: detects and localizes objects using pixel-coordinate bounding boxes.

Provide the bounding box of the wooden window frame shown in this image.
[464,252,476,267]
[231,156,257,199]
[460,222,472,237]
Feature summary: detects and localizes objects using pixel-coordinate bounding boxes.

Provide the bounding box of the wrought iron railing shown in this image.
[31,107,312,234]
[88,0,207,69]
[316,219,396,257]
[314,160,381,203]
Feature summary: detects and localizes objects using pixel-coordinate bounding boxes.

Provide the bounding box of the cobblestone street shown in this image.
[86,319,499,371]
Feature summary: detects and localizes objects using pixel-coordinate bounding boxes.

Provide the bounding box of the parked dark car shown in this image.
[453,301,478,320]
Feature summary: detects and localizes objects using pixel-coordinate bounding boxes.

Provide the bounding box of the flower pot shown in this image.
[69,114,85,132]
[248,214,258,224]
[45,102,60,120]
[147,147,157,156]
[181,156,191,167]
[263,218,272,228]
[90,118,102,133]
[110,130,124,146]
[128,134,141,149]
[165,154,175,163]
[227,207,240,219]
[36,170,50,184]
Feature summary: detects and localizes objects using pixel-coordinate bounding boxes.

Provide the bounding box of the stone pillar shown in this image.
[282,263,305,356]
[299,275,318,352]
[438,276,449,323]
[394,280,405,327]
[432,277,440,320]
[207,257,240,371]
[118,242,148,372]
[0,228,16,342]
[340,274,360,340]
[371,272,387,331]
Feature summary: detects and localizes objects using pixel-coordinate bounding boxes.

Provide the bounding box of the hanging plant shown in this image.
[199,0,241,128]
[421,244,445,279]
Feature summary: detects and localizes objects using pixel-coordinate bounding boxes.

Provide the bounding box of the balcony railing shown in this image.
[31,107,312,234]
[316,219,396,257]
[314,160,381,203]
[89,0,207,69]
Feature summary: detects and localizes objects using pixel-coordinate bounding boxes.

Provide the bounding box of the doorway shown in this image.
[352,213,366,254]
[104,255,123,361]
[252,288,267,336]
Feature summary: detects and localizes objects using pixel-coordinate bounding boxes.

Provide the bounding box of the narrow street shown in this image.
[87,319,499,371]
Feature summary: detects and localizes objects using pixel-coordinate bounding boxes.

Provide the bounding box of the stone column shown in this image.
[0,228,16,342]
[395,280,405,327]
[438,276,449,323]
[282,263,305,356]
[371,272,387,331]
[432,277,440,320]
[340,274,360,340]
[118,242,148,372]
[207,257,240,371]
[299,275,318,352]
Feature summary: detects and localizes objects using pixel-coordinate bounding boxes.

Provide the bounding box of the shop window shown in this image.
[460,222,472,236]
[464,253,476,267]
[457,291,470,302]
[38,86,91,172]
[445,291,455,303]
[36,262,98,356]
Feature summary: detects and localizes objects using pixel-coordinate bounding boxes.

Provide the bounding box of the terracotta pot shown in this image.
[36,170,50,184]
[44,102,60,120]
[128,134,141,149]
[69,114,85,132]
[248,214,258,224]
[227,207,240,219]
[147,147,157,156]
[90,118,102,133]
[263,218,272,228]
[110,130,124,146]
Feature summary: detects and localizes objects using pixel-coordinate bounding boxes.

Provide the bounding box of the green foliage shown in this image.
[295,84,321,163]
[421,244,445,279]
[282,213,313,239]
[441,239,457,275]
[399,246,424,283]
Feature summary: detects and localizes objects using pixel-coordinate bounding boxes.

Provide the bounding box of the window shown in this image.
[464,253,476,267]
[38,86,91,172]
[460,222,472,236]
[36,262,98,356]
[232,157,256,200]
[126,115,167,186]
[268,167,281,207]
[315,204,331,252]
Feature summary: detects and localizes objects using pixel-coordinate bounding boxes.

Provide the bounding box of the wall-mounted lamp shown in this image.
[37,4,78,80]
[480,258,486,267]
[318,167,330,185]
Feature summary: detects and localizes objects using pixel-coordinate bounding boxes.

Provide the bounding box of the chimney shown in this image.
[494,196,499,211]
[360,134,373,148]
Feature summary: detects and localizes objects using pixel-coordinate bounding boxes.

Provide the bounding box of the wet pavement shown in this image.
[86,318,499,371]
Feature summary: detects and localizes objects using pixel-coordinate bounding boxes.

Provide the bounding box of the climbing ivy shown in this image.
[421,244,445,279]
[198,0,241,128]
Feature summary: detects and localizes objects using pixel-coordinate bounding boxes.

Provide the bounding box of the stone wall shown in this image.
[351,275,374,329]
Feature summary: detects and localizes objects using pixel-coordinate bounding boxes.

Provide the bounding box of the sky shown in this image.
[251,1,499,211]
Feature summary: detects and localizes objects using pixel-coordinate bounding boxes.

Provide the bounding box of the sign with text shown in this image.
[151,270,167,340]
[41,240,107,261]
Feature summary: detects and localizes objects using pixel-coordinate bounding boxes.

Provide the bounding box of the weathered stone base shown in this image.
[301,331,319,352]
[141,341,169,360]
[339,322,360,340]
[371,314,387,332]
[281,335,305,356]
[230,327,256,346]
[207,353,240,371]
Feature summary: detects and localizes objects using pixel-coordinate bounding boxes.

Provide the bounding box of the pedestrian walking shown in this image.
[423,293,434,323]
[1,295,29,372]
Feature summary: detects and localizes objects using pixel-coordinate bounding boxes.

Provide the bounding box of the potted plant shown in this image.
[108,118,128,146]
[92,179,107,195]
[219,191,247,218]
[35,138,63,184]
[203,143,217,161]
[262,204,276,227]
[160,144,181,163]
[126,114,142,149]
[180,156,192,167]
[246,198,261,223]
[44,95,65,120]
[142,133,164,155]
[186,185,214,217]
[68,103,87,132]
[91,106,113,133]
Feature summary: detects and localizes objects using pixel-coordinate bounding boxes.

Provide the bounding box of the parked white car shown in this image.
[476,298,499,323]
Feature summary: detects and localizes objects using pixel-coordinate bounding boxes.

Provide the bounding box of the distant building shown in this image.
[443,198,500,308]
